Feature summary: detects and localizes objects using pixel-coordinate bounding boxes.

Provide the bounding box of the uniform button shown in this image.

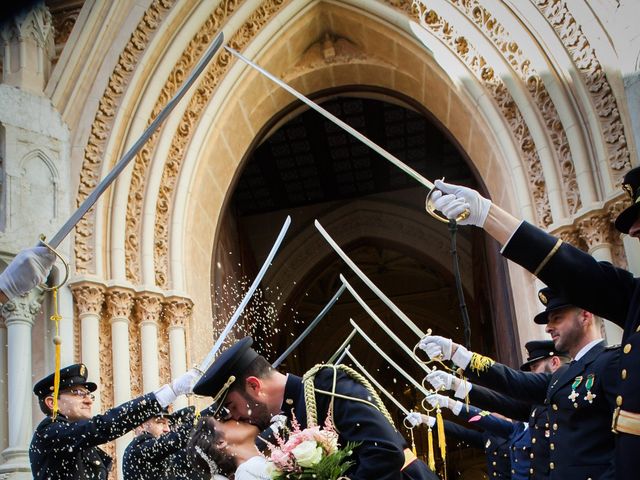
[286,398,294,405]
[530,453,534,459]
[532,438,536,444]
[624,343,632,354]
[530,468,534,474]
[550,462,555,470]
[550,443,555,450]
[492,461,496,466]
[553,423,558,431]
[621,369,627,380]
[545,423,549,428]
[552,404,558,411]
[617,395,624,406]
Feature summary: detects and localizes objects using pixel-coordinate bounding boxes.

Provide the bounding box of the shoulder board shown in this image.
[605,344,621,350]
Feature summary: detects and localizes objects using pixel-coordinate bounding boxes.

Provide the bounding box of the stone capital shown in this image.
[105,286,135,320]
[605,195,631,225]
[577,211,613,250]
[163,296,193,329]
[135,291,164,326]
[554,226,584,250]
[70,281,106,317]
[1,288,45,326]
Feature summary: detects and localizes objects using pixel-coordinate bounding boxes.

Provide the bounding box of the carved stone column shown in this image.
[163,296,192,409]
[105,285,135,469]
[135,291,164,393]
[70,281,105,413]
[0,316,7,458]
[578,211,623,344]
[0,290,44,476]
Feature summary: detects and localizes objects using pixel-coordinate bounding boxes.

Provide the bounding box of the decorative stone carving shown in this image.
[153,0,286,287]
[74,0,176,274]
[533,0,631,185]
[70,281,105,317]
[97,307,115,463]
[0,3,54,49]
[48,0,83,64]
[0,289,44,325]
[289,33,377,75]
[577,212,613,250]
[392,0,552,226]
[163,296,193,329]
[605,195,631,222]
[446,0,581,214]
[105,287,135,320]
[135,292,164,325]
[554,226,586,251]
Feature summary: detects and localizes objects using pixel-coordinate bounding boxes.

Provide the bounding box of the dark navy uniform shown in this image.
[281,370,438,480]
[502,218,639,480]
[464,341,619,479]
[29,364,164,480]
[122,406,198,480]
[30,393,163,479]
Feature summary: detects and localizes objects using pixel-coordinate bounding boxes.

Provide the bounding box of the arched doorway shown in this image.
[212,92,517,476]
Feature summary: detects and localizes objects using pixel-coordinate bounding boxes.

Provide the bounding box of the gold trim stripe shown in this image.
[534,239,563,276]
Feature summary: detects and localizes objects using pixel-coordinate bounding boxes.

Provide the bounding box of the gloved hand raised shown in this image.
[427,180,492,227]
[405,411,435,429]
[0,245,56,300]
[425,370,455,391]
[425,393,463,416]
[418,335,453,360]
[154,368,200,408]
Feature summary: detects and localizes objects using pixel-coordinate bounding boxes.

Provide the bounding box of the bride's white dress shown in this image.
[234,455,271,480]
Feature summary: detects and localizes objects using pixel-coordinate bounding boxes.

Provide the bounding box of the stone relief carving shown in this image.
[74,0,175,274]
[105,287,135,320]
[70,281,106,362]
[391,0,553,226]
[447,0,581,213]
[126,0,243,285]
[0,289,44,324]
[48,1,83,64]
[153,0,286,288]
[163,296,193,329]
[0,3,54,50]
[577,212,613,249]
[533,0,631,185]
[98,308,115,464]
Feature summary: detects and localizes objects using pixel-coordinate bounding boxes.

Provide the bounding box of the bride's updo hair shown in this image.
[188,416,236,477]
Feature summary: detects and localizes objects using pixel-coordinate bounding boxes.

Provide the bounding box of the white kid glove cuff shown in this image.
[450,400,463,416]
[454,379,472,399]
[451,345,472,369]
[154,384,177,408]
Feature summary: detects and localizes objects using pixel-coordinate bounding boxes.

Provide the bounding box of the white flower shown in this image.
[264,461,280,479]
[291,440,323,467]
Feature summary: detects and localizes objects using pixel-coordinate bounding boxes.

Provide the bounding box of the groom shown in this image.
[193,337,438,480]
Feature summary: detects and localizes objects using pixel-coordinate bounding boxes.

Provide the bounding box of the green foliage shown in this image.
[271,442,360,480]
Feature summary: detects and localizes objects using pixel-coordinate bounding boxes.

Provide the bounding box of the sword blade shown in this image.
[48,32,225,248]
[327,328,357,364]
[340,275,429,373]
[198,215,291,373]
[225,46,434,191]
[345,348,410,417]
[351,319,430,397]
[334,344,351,365]
[315,219,425,338]
[272,283,346,368]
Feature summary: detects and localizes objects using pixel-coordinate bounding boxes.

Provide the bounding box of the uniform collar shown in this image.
[280,374,303,419]
[574,339,604,361]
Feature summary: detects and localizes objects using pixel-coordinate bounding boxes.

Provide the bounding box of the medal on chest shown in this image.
[568,375,583,404]
[583,373,597,404]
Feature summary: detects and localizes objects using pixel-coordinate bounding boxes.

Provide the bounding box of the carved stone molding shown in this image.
[48,0,83,64]
[0,3,54,49]
[126,0,244,285]
[554,226,586,251]
[577,211,614,250]
[70,281,106,317]
[134,291,164,325]
[163,296,193,329]
[153,0,286,288]
[605,194,631,223]
[389,0,552,226]
[74,0,176,274]
[105,286,135,320]
[533,0,631,184]
[444,0,581,214]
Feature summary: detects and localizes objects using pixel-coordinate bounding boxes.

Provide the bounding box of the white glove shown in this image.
[424,393,451,410]
[269,414,288,431]
[425,370,454,391]
[404,411,436,429]
[428,180,492,227]
[418,335,453,360]
[0,246,56,300]
[171,368,200,396]
[451,344,473,370]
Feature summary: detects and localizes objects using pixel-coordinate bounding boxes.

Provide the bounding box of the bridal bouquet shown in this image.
[265,414,359,479]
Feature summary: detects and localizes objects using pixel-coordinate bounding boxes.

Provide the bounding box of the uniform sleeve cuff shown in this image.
[450,400,463,416]
[452,345,472,369]
[154,384,177,408]
[501,221,561,274]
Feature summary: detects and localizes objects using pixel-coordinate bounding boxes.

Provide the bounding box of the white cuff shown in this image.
[454,379,472,399]
[154,384,177,408]
[450,400,463,416]
[451,345,472,369]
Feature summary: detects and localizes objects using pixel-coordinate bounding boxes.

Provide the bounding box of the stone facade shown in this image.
[0,0,639,478]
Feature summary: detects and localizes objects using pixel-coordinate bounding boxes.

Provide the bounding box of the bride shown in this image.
[189,415,271,480]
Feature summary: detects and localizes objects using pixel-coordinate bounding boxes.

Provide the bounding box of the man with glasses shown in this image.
[29,363,198,479]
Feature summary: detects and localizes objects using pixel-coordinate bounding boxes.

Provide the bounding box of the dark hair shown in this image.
[188,416,236,477]
[228,355,273,394]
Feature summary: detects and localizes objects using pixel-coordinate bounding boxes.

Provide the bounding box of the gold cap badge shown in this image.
[80,364,86,377]
[538,291,548,305]
[623,183,634,200]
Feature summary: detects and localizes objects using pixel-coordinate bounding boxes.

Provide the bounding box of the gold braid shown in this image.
[302,363,395,428]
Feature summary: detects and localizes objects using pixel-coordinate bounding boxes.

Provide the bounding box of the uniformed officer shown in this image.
[426,339,569,480]
[29,363,198,479]
[0,244,55,304]
[427,171,640,480]
[419,288,619,479]
[192,337,439,480]
[123,406,206,480]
